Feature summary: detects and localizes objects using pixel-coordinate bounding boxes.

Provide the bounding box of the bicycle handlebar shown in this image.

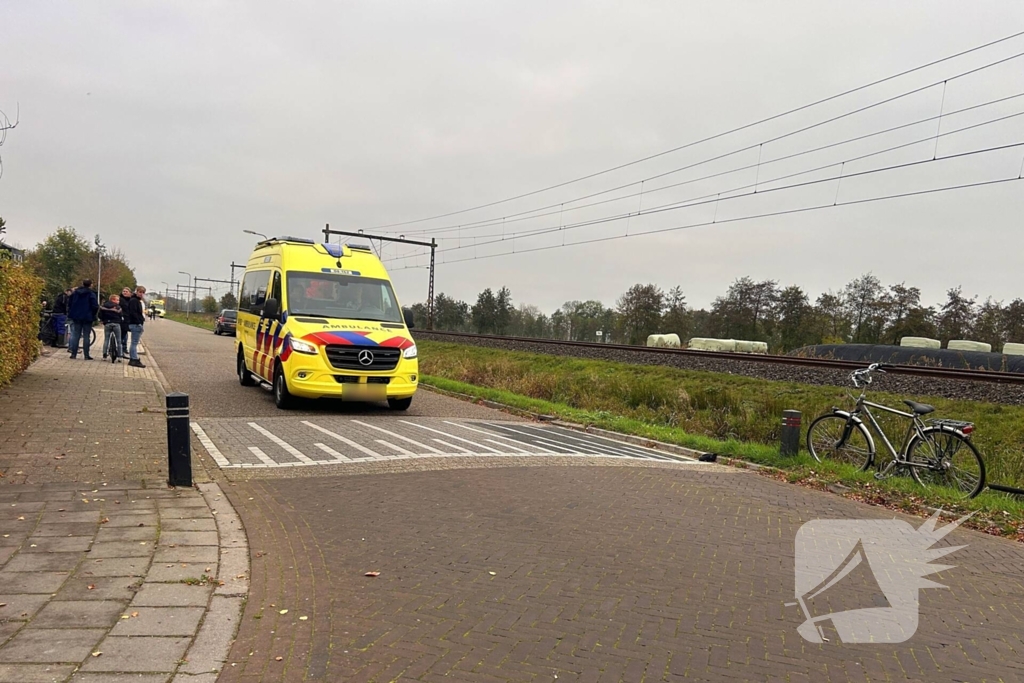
[850,363,888,388]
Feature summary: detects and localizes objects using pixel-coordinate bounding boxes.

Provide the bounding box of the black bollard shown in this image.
[780,409,801,457]
[166,392,193,487]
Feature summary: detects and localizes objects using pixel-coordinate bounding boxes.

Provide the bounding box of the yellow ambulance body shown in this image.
[235,236,418,409]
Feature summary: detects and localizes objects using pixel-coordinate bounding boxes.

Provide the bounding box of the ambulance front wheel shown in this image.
[388,397,413,411]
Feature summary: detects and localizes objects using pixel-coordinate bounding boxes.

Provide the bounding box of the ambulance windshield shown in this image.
[286,272,403,323]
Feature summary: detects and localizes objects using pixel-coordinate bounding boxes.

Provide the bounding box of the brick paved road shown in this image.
[219,467,1024,682]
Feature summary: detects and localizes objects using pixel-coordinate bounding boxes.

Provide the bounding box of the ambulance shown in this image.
[235,236,418,409]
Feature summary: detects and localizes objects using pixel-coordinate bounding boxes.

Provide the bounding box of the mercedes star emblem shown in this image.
[357,349,374,366]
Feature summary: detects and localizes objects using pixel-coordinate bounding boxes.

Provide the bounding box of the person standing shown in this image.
[100,294,123,362]
[127,285,147,368]
[120,287,133,352]
[68,280,99,360]
[51,287,72,347]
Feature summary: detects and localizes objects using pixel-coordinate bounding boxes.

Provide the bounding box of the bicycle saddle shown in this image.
[903,400,935,415]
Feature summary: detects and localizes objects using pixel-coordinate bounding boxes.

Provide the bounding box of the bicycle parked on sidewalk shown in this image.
[806,363,986,499]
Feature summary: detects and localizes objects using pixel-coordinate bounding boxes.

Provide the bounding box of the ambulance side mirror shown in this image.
[404,310,415,329]
[262,298,280,320]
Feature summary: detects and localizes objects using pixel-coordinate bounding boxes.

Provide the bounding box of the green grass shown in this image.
[418,340,1024,534]
[165,311,217,331]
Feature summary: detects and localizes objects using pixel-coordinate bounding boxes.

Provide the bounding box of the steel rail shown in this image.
[416,330,1024,385]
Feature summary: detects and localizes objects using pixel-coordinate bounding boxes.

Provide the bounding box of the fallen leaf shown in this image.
[299,616,308,621]
[91,652,102,657]
[120,615,130,620]
[489,572,496,576]
[87,584,96,590]
[279,609,288,615]
[235,574,246,579]
[54,455,64,460]
[137,523,144,527]
[0,603,7,607]
[30,544,37,548]
[131,611,139,617]
[82,499,89,503]
[100,518,109,524]
[275,656,283,662]
[364,572,381,577]
[205,567,212,573]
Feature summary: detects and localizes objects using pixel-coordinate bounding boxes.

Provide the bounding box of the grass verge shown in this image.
[166,312,217,332]
[419,341,1024,540]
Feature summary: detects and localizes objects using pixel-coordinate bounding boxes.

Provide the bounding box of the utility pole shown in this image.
[229,262,246,298]
[195,277,235,310]
[321,224,437,330]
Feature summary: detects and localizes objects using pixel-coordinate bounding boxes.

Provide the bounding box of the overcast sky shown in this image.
[2,1,1023,312]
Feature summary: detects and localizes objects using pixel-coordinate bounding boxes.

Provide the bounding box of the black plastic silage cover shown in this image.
[789,344,1024,374]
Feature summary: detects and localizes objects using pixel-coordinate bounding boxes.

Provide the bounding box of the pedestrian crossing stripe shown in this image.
[191,419,699,470]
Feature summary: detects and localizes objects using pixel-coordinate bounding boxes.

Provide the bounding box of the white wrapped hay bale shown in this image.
[646,334,681,348]
[1003,342,1024,356]
[688,337,737,352]
[947,340,992,353]
[733,340,768,354]
[900,337,941,350]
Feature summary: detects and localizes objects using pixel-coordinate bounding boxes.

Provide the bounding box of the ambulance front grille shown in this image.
[324,345,401,371]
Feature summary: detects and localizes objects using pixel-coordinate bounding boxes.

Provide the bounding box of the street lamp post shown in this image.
[243,230,268,240]
[178,271,192,320]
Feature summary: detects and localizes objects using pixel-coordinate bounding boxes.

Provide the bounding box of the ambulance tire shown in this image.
[388,397,413,411]
[274,364,296,410]
[238,348,256,387]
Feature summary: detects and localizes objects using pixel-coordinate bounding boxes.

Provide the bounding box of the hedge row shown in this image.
[0,258,45,386]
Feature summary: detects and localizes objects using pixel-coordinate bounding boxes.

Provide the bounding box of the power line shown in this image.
[397,91,1024,240]
[390,174,1023,271]
[386,111,1024,261]
[362,29,1024,231]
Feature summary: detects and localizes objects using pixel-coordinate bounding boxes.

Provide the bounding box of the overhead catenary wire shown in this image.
[389,90,1024,240]
[389,173,1024,271]
[384,110,1024,262]
[362,30,1024,232]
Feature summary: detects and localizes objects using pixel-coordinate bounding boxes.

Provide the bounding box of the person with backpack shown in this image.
[68,280,99,360]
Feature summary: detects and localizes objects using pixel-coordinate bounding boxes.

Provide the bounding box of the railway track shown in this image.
[417,330,1024,386]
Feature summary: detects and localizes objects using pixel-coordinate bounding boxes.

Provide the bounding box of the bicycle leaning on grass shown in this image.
[806,362,986,499]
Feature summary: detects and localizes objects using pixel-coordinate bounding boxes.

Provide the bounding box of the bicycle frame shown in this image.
[842,393,933,469]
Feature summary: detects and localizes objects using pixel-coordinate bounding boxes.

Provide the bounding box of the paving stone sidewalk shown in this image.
[0,345,249,682]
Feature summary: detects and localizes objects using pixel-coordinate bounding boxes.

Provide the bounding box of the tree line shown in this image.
[409,274,1024,352]
[20,226,138,304]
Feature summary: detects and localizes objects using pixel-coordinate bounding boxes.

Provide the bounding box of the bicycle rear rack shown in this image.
[928,418,975,435]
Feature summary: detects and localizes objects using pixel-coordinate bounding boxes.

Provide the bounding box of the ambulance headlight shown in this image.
[290,339,318,355]
[403,344,418,359]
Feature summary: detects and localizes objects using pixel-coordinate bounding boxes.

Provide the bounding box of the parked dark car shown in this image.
[214,309,237,335]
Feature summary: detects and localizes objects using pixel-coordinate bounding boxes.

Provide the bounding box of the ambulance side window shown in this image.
[239,270,272,314]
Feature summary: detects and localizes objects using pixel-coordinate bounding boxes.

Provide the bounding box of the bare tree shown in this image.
[0,105,19,181]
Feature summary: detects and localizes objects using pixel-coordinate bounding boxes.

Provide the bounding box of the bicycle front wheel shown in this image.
[806,414,874,471]
[908,427,985,499]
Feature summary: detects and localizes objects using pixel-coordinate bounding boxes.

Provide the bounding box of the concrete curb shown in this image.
[172,483,249,680]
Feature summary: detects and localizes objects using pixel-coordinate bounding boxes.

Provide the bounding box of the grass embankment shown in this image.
[165,312,217,331]
[418,340,1024,538]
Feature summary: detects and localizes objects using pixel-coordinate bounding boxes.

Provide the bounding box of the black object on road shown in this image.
[781,409,802,457]
[166,392,193,487]
[698,452,718,462]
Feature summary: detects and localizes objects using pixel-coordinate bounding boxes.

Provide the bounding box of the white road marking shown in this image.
[442,421,559,453]
[402,421,502,453]
[302,421,384,458]
[351,420,444,453]
[432,438,474,454]
[247,446,279,466]
[248,422,317,464]
[484,439,530,453]
[483,422,606,455]
[191,422,231,468]
[376,439,415,455]
[313,443,350,462]
[496,422,681,460]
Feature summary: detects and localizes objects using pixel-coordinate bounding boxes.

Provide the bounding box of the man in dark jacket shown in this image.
[51,287,72,347]
[127,285,147,368]
[68,280,99,360]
